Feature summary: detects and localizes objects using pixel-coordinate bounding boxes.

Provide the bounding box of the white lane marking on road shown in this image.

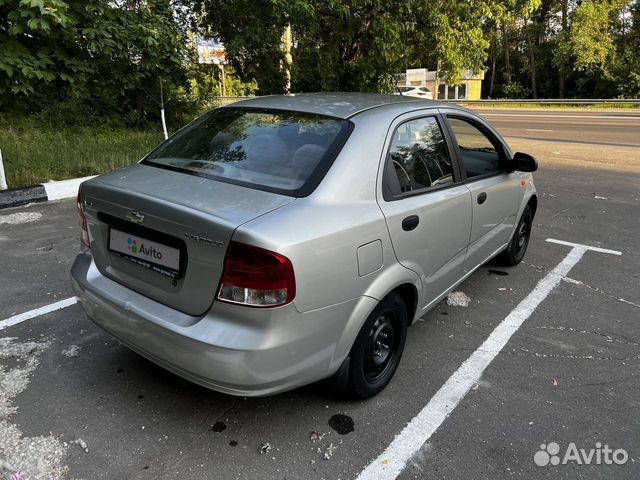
[525,128,554,132]
[545,238,622,255]
[0,297,77,331]
[356,242,620,480]
[0,212,43,225]
[482,113,640,121]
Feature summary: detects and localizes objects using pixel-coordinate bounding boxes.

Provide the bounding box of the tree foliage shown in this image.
[193,0,295,94]
[485,0,638,98]
[193,0,542,93]
[2,0,638,124]
[0,0,191,124]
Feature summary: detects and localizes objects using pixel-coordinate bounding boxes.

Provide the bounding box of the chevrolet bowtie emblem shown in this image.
[126,211,145,223]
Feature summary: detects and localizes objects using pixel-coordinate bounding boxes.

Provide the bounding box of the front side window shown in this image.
[448,117,503,178]
[386,117,454,195]
[143,108,351,195]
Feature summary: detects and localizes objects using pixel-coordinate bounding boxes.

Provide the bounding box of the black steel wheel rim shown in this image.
[363,312,400,383]
[516,219,529,255]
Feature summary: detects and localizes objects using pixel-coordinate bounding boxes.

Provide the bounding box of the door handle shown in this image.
[402,215,420,231]
[477,192,488,205]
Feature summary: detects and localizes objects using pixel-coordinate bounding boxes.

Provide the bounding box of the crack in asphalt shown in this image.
[499,349,640,362]
[550,207,571,219]
[445,346,640,362]
[523,262,640,310]
[562,276,640,309]
[579,376,639,387]
[530,325,640,348]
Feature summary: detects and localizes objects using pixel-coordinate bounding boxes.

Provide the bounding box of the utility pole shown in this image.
[220,63,226,96]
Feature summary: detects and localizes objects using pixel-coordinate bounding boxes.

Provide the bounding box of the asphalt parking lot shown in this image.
[1,131,639,479]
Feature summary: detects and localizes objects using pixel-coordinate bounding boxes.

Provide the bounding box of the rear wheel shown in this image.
[498,205,533,266]
[345,293,407,399]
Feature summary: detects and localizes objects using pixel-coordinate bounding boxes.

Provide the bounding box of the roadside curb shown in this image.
[0,176,96,210]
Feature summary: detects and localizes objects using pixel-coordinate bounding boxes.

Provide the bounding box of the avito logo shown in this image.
[534,441,628,467]
[127,237,163,260]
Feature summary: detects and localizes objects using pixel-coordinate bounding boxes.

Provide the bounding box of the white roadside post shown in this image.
[0,148,8,190]
[159,79,168,141]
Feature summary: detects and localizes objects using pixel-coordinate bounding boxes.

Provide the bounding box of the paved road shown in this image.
[471,109,640,148]
[1,157,639,479]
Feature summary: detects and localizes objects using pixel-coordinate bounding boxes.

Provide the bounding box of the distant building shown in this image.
[400,68,485,100]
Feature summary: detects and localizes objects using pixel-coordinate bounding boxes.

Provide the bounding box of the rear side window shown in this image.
[143,108,351,196]
[386,117,454,195]
[447,117,504,178]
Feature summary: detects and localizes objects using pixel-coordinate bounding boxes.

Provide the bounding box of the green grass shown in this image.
[0,115,166,188]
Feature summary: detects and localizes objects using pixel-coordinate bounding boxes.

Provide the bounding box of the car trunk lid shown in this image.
[80,164,295,316]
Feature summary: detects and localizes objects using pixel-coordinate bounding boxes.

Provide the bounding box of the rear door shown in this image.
[441,111,519,274]
[377,112,472,308]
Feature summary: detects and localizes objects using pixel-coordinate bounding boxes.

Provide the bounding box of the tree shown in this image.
[194,0,540,94]
[563,0,624,73]
[615,0,640,96]
[554,0,631,97]
[0,0,191,124]
[191,0,296,94]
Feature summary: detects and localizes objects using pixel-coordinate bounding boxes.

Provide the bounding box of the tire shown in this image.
[344,293,408,399]
[498,205,533,266]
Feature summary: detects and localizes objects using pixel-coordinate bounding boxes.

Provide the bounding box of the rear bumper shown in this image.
[70,253,376,396]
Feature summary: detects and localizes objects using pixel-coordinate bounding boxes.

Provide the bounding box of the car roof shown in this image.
[223,92,449,119]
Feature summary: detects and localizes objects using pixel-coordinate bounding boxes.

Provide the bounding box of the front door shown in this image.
[443,114,520,274]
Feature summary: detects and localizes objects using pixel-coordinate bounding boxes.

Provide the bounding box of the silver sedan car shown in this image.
[71,93,538,398]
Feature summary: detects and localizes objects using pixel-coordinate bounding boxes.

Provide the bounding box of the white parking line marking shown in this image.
[356,241,620,480]
[545,238,622,255]
[0,297,77,331]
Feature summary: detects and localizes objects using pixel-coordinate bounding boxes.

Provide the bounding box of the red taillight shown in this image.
[217,242,295,307]
[77,194,90,250]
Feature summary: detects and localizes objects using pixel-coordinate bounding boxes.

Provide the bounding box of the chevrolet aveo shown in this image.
[71,93,538,398]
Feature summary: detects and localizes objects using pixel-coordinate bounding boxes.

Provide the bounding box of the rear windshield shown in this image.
[142,108,352,196]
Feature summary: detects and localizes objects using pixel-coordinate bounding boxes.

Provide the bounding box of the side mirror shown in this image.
[513,152,538,172]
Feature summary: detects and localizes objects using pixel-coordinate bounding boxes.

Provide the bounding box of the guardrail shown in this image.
[441,98,640,105]
[210,96,640,106]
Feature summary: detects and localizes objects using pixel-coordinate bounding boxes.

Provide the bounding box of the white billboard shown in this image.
[197,38,226,65]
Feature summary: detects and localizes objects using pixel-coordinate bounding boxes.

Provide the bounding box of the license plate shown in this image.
[108,228,181,278]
